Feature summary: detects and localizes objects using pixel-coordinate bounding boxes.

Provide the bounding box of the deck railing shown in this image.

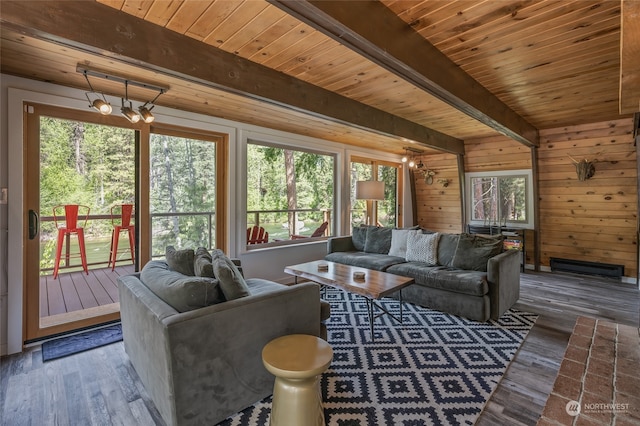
[39,208,337,273]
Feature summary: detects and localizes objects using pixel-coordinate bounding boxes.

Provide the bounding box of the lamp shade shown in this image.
[356,180,385,200]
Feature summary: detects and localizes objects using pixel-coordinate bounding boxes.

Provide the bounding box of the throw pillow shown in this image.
[405,232,439,265]
[363,226,393,254]
[388,229,421,258]
[451,233,504,272]
[351,225,369,251]
[211,249,250,301]
[140,260,223,312]
[437,233,460,266]
[165,246,195,276]
[193,247,214,278]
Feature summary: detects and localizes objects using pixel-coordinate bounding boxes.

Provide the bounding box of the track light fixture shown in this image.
[138,104,155,123]
[78,65,168,123]
[91,98,112,115]
[121,100,141,123]
[402,146,426,168]
[121,81,141,123]
[83,71,112,115]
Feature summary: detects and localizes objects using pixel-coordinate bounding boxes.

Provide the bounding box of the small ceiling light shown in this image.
[121,81,141,123]
[83,71,112,115]
[401,148,408,163]
[408,158,416,168]
[138,103,155,123]
[91,98,112,115]
[121,100,141,123]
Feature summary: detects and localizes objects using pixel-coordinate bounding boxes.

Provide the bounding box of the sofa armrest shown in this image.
[486,249,521,320]
[327,235,356,253]
[119,275,322,425]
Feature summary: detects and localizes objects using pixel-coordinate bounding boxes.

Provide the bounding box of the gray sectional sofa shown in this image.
[325,225,521,322]
[118,248,328,426]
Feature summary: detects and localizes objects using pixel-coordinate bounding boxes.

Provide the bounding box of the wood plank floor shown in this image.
[40,264,136,318]
[1,271,638,426]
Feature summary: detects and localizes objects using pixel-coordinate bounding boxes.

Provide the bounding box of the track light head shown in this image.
[408,159,415,168]
[121,101,140,123]
[91,98,112,115]
[138,105,155,123]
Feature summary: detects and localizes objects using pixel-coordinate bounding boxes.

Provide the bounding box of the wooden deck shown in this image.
[40,264,136,318]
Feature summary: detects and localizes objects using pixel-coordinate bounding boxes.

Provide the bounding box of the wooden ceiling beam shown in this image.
[620,0,640,114]
[0,0,463,154]
[270,0,539,148]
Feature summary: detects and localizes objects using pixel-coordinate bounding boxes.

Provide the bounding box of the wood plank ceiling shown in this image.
[0,0,636,156]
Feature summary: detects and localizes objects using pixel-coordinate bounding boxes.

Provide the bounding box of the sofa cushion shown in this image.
[211,249,250,301]
[388,229,421,258]
[165,246,195,276]
[437,233,460,266]
[194,247,214,278]
[352,225,369,251]
[140,260,223,312]
[325,251,406,271]
[405,232,439,265]
[386,262,488,297]
[363,226,393,254]
[451,233,504,272]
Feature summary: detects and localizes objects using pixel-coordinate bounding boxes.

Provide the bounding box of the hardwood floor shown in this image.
[1,271,638,426]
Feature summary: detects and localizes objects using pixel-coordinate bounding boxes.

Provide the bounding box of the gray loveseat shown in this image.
[325,225,520,322]
[118,248,328,426]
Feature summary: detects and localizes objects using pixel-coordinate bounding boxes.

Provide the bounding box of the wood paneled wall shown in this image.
[464,134,536,266]
[538,118,637,278]
[414,119,637,279]
[413,152,461,233]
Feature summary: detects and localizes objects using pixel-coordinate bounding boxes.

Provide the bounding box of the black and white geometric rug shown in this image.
[220,287,537,426]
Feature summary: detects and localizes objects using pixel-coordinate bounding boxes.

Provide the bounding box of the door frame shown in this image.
[23,102,144,342]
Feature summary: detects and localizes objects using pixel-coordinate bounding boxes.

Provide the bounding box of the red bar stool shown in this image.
[108,204,135,270]
[53,204,90,279]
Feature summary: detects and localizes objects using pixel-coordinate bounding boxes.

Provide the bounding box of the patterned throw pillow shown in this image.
[388,229,421,258]
[405,232,439,265]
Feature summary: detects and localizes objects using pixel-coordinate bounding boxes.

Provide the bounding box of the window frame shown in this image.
[244,138,338,247]
[350,156,403,229]
[465,169,534,229]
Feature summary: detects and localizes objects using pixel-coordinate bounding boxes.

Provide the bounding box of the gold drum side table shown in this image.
[262,334,333,426]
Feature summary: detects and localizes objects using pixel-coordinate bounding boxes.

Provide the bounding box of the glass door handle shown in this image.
[28,209,39,240]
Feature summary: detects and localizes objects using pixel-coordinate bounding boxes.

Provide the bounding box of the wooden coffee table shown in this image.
[285,260,415,341]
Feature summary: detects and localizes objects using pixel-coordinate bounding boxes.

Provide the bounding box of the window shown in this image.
[350,157,402,228]
[466,170,533,228]
[246,141,335,244]
[149,129,225,256]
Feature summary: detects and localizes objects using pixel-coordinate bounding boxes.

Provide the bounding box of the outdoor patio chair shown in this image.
[108,204,135,270]
[247,226,269,244]
[52,204,90,279]
[291,221,329,239]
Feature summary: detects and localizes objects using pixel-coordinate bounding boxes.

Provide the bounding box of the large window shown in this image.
[351,157,401,228]
[149,129,225,256]
[467,170,533,228]
[246,141,335,244]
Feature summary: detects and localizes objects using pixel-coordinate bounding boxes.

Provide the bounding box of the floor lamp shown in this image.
[356,180,385,226]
